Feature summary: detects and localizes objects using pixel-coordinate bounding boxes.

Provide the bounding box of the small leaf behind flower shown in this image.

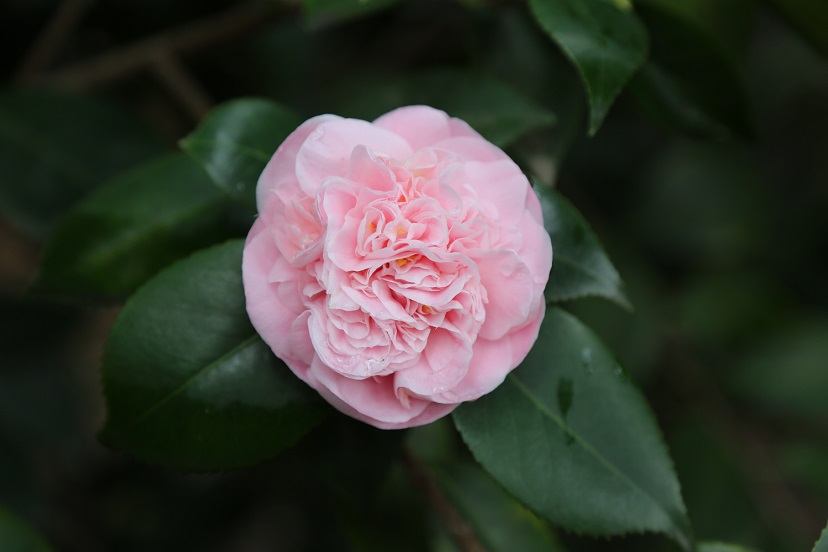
[181,98,303,209]
[335,68,556,148]
[428,459,566,552]
[453,307,692,548]
[33,153,231,300]
[630,0,754,139]
[0,90,164,238]
[527,0,649,135]
[535,182,630,308]
[101,240,325,470]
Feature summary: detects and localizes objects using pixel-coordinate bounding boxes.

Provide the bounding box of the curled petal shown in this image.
[296,118,413,195]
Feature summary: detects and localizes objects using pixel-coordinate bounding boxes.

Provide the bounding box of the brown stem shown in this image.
[14,0,96,83]
[151,51,213,123]
[402,449,487,552]
[33,0,291,91]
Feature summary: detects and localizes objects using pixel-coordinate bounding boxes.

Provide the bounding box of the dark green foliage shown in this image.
[101,241,325,470]
[180,98,303,209]
[527,0,649,134]
[335,69,556,147]
[535,182,629,308]
[0,90,165,237]
[33,154,233,300]
[454,308,692,549]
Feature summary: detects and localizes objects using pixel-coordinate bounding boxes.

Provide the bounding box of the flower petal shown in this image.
[474,250,534,340]
[308,356,434,426]
[436,302,545,403]
[256,114,340,212]
[295,118,413,195]
[373,105,453,151]
[393,328,472,396]
[243,218,304,364]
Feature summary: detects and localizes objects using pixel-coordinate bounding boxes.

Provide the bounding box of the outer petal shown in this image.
[373,106,453,151]
[295,118,413,195]
[307,375,457,429]
[307,356,432,426]
[474,250,535,340]
[393,328,472,396]
[449,159,532,224]
[243,218,310,367]
[431,136,507,163]
[516,208,554,289]
[256,114,340,212]
[436,301,545,403]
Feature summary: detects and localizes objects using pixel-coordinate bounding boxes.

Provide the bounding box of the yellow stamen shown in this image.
[395,257,409,267]
[397,228,407,236]
[368,221,376,232]
[422,305,432,314]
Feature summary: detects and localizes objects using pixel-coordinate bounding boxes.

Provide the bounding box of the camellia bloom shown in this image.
[242,106,552,429]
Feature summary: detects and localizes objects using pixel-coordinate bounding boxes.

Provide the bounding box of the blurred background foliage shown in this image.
[0,0,827,550]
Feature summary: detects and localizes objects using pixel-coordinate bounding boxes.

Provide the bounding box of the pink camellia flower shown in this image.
[242,106,552,429]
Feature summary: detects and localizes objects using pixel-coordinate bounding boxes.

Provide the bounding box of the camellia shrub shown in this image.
[1,0,827,551]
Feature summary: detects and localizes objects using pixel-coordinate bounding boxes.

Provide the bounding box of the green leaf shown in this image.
[430,460,566,552]
[698,543,761,552]
[630,0,754,139]
[33,153,233,300]
[453,307,691,548]
[0,508,51,552]
[765,0,828,60]
[335,68,556,148]
[527,0,648,134]
[0,90,165,238]
[535,183,629,308]
[302,0,400,23]
[814,521,828,552]
[180,98,303,209]
[101,240,325,470]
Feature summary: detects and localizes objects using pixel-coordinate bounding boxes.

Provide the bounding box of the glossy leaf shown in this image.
[180,98,302,209]
[302,0,400,23]
[430,460,566,552]
[535,183,629,308]
[0,90,164,238]
[0,508,51,552]
[335,68,556,148]
[33,154,232,300]
[766,0,828,59]
[527,0,648,134]
[631,0,753,139]
[101,240,325,470]
[815,521,828,552]
[698,544,761,552]
[453,307,691,548]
